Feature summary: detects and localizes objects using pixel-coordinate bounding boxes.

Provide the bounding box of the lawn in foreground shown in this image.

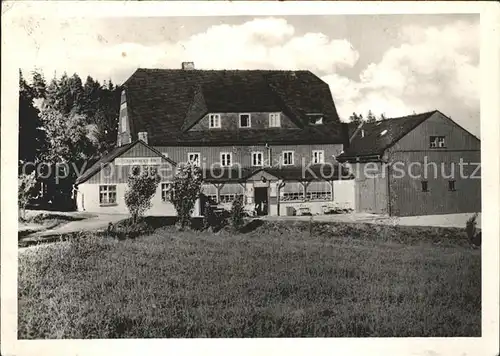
[18,221,481,338]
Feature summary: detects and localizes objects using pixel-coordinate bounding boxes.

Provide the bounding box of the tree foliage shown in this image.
[171,163,203,230]
[348,111,388,124]
[230,195,245,231]
[366,110,377,123]
[19,69,122,210]
[18,171,37,220]
[124,167,161,224]
[348,112,363,126]
[19,70,46,167]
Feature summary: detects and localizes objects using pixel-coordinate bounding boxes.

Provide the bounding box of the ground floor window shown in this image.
[306,181,332,201]
[161,183,173,202]
[282,192,305,201]
[99,185,116,205]
[206,194,241,204]
[306,191,332,201]
[281,181,332,202]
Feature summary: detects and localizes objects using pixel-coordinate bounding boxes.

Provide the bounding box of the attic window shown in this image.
[209,114,221,128]
[308,115,323,125]
[239,114,251,128]
[430,136,446,148]
[380,129,388,136]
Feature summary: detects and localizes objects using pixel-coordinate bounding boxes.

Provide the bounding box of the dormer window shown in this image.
[209,114,221,128]
[269,113,281,127]
[308,114,323,125]
[239,113,251,128]
[430,136,446,148]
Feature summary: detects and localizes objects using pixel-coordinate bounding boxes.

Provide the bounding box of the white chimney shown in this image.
[138,131,148,144]
[182,62,195,70]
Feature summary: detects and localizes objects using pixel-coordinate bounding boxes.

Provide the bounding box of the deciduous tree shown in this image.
[124,166,160,224]
[18,171,37,220]
[171,163,203,230]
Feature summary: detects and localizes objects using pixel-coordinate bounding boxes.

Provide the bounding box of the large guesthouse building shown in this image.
[75,63,480,217]
[75,63,354,216]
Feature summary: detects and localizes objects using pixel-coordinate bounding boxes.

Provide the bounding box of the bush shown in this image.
[202,201,214,230]
[124,166,160,224]
[18,172,37,220]
[465,213,481,247]
[108,218,155,239]
[171,163,203,230]
[230,195,245,232]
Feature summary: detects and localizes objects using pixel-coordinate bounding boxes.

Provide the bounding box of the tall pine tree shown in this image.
[19,70,46,169]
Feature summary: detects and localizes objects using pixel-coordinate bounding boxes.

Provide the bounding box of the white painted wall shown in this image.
[76,182,200,217]
[333,180,355,209]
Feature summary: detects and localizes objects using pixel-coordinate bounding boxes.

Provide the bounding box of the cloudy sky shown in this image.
[17,14,480,136]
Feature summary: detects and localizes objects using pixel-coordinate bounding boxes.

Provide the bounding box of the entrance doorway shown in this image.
[254,187,269,216]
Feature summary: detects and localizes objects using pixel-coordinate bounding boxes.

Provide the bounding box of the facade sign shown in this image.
[114,157,163,166]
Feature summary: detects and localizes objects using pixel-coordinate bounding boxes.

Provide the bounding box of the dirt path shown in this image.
[19,214,128,248]
[263,212,481,229]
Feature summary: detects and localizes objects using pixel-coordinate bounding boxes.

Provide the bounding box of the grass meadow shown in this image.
[18,220,481,338]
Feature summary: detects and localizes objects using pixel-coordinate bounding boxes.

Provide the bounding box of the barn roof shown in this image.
[123,68,346,146]
[338,111,439,160]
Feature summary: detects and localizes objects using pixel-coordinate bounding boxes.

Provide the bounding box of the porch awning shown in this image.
[201,164,353,184]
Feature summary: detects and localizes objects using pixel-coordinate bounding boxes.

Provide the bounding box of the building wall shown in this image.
[190,112,298,131]
[387,112,481,216]
[86,143,175,184]
[387,150,481,216]
[390,112,480,152]
[154,144,344,168]
[351,162,388,214]
[76,182,197,216]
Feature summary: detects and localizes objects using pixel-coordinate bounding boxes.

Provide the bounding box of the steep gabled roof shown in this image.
[339,111,438,160]
[75,140,176,185]
[123,68,345,146]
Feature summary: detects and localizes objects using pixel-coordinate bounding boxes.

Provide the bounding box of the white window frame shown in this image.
[187,152,200,166]
[282,192,305,202]
[312,150,325,164]
[121,115,127,133]
[239,113,251,128]
[269,113,281,128]
[251,152,263,167]
[282,151,295,166]
[209,114,221,129]
[161,182,173,202]
[99,185,117,205]
[430,136,446,148]
[220,152,233,167]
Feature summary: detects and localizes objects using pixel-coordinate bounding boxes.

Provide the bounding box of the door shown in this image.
[358,178,377,213]
[254,187,269,216]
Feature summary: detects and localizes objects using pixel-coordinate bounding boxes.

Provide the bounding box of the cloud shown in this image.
[17,17,359,82]
[322,20,479,136]
[16,17,479,135]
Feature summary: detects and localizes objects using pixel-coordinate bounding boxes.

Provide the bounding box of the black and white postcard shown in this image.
[2,1,499,356]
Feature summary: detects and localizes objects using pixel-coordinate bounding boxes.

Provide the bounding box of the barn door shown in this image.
[358,178,377,213]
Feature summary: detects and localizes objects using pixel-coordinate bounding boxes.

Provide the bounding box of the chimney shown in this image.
[182,62,195,70]
[138,131,148,144]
